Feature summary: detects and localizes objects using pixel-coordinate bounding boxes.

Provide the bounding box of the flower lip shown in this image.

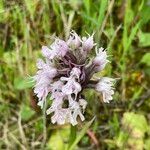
[95,77,115,103]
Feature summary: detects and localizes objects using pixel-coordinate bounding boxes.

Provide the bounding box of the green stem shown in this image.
[42,100,47,149]
[68,125,77,150]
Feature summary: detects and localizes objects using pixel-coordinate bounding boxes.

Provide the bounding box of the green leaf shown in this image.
[3,51,17,64]
[126,21,141,51]
[140,53,150,66]
[47,126,70,150]
[145,139,150,150]
[24,0,37,19]
[0,0,4,17]
[68,117,95,150]
[116,131,129,148]
[20,105,35,121]
[138,31,150,47]
[140,2,150,25]
[97,0,108,29]
[83,0,90,15]
[116,112,148,149]
[122,112,148,138]
[14,77,35,90]
[68,125,77,149]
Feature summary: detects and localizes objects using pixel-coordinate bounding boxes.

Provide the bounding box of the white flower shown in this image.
[93,47,109,72]
[79,99,87,111]
[95,77,115,103]
[50,80,65,100]
[37,100,44,108]
[46,98,64,115]
[51,108,70,125]
[69,100,85,126]
[61,77,81,98]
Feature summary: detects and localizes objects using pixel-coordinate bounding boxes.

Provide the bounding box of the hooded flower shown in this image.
[42,39,68,60]
[67,30,81,49]
[60,67,82,99]
[61,77,81,98]
[50,80,65,100]
[33,31,116,125]
[93,47,109,72]
[42,46,55,60]
[69,99,85,126]
[82,33,95,52]
[51,108,70,125]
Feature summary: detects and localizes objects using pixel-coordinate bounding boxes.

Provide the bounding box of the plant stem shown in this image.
[68,125,77,150]
[42,100,47,149]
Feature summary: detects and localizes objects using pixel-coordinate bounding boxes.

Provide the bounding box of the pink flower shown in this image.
[33,31,116,125]
[46,98,64,115]
[69,100,85,126]
[60,67,82,99]
[34,59,57,108]
[82,33,95,52]
[54,39,69,57]
[61,77,81,98]
[42,46,56,60]
[42,39,68,60]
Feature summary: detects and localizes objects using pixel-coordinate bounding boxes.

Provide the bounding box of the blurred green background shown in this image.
[0,0,150,149]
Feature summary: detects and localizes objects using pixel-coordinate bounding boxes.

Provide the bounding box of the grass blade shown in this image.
[68,117,95,150]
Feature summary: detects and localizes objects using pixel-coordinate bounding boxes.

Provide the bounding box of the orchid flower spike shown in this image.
[33,31,116,126]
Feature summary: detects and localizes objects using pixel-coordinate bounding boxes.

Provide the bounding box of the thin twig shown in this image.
[18,112,29,149]
[9,132,27,150]
[87,129,99,147]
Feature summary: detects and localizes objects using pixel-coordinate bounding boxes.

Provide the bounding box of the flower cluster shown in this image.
[34,31,115,125]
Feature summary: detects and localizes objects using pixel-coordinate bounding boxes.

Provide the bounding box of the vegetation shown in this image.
[0,0,150,149]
